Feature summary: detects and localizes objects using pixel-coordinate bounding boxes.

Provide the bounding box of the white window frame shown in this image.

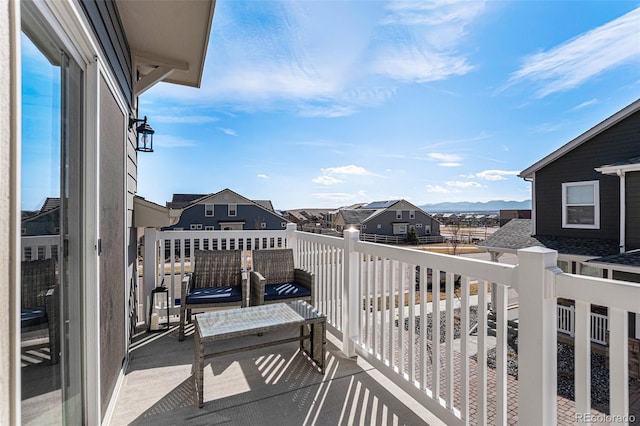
[416,223,423,228]
[261,222,267,229]
[281,222,287,228]
[396,210,402,220]
[377,224,381,229]
[409,210,415,219]
[562,180,600,229]
[205,203,214,217]
[205,226,214,230]
[228,204,237,217]
[392,223,408,235]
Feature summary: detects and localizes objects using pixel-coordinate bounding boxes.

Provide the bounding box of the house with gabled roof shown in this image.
[164,188,289,231]
[480,98,640,342]
[335,199,441,239]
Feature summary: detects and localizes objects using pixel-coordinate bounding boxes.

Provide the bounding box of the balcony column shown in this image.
[143,227,159,324]
[286,223,298,264]
[342,228,360,357]
[516,246,558,425]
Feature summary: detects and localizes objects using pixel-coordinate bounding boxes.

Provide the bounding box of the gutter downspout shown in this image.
[524,175,535,235]
[617,170,625,253]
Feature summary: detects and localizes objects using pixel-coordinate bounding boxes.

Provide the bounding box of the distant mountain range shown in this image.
[420,200,531,213]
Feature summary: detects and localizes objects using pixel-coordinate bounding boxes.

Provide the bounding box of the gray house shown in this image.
[164,188,289,231]
[335,200,441,239]
[21,198,61,236]
[480,98,640,343]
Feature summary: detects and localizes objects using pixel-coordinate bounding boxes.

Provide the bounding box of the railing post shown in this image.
[342,228,359,357]
[286,223,298,264]
[143,228,159,325]
[517,246,558,425]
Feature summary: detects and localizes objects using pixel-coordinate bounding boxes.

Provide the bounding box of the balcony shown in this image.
[24,226,640,424]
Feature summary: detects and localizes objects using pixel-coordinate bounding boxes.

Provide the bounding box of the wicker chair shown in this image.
[250,249,314,307]
[21,258,59,365]
[179,249,247,341]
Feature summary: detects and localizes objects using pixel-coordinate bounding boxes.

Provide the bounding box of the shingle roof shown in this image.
[167,194,206,209]
[587,250,640,268]
[253,200,274,212]
[479,219,620,257]
[341,209,376,225]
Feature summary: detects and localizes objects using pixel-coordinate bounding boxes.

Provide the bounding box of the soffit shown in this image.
[116,0,215,88]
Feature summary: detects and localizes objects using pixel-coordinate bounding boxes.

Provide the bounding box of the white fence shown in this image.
[21,235,59,260]
[557,304,609,345]
[143,224,639,425]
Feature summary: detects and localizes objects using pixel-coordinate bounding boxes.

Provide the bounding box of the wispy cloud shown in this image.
[147,1,485,113]
[463,170,519,181]
[312,175,344,185]
[257,174,269,179]
[298,105,356,118]
[426,184,459,194]
[446,181,484,188]
[322,165,373,176]
[219,128,238,136]
[571,99,598,111]
[506,7,640,97]
[154,115,219,124]
[153,135,197,148]
[428,152,462,166]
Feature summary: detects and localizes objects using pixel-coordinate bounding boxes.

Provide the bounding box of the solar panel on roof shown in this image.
[363,200,398,209]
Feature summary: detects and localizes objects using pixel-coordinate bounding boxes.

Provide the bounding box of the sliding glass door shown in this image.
[21,14,84,424]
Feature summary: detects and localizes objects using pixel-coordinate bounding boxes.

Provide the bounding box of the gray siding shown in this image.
[535,110,640,239]
[23,209,59,236]
[363,210,440,236]
[169,204,286,231]
[627,172,640,250]
[81,0,132,106]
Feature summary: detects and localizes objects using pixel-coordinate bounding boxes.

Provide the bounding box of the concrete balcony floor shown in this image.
[109,322,445,426]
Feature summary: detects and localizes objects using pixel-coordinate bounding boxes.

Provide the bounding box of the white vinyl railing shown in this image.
[143,224,640,425]
[21,235,59,260]
[557,304,609,345]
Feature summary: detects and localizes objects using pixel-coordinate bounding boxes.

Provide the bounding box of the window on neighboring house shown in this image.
[377,224,381,229]
[261,222,267,229]
[396,210,402,219]
[562,181,599,229]
[205,226,214,230]
[228,204,237,217]
[362,224,367,229]
[416,223,423,228]
[205,204,214,217]
[190,224,203,230]
[409,210,415,219]
[281,222,287,228]
[392,223,407,235]
[21,228,26,235]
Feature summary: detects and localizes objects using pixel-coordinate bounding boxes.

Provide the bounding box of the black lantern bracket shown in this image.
[129,115,155,152]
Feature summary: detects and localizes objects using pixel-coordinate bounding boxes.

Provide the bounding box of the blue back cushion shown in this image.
[21,306,48,328]
[264,283,311,301]
[186,285,242,304]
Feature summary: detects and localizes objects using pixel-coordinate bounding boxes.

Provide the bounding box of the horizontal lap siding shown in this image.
[81,0,132,107]
[535,110,640,239]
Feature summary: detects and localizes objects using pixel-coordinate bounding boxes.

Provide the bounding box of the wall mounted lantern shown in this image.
[129,115,155,152]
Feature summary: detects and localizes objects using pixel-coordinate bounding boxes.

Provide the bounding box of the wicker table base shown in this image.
[193,301,326,408]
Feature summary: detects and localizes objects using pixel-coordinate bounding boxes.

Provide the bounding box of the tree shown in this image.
[407,227,419,245]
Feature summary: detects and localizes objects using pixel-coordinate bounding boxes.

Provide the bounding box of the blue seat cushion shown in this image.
[186,286,242,304]
[21,306,48,328]
[264,283,311,301]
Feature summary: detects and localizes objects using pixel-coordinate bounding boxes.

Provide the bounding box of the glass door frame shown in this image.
[19,1,102,424]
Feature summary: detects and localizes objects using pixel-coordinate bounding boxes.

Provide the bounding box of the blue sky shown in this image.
[22,1,640,211]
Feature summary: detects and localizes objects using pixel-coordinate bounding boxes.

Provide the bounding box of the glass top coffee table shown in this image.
[193,300,326,408]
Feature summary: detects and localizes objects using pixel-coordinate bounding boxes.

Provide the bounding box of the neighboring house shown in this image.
[335,200,441,238]
[164,189,289,231]
[480,98,640,342]
[1,1,216,424]
[283,208,334,230]
[21,198,61,236]
[499,209,531,227]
